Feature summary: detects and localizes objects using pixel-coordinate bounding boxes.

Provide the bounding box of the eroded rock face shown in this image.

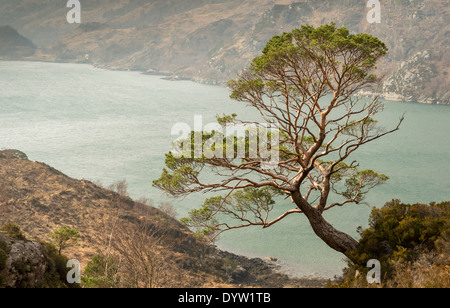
[0,233,48,288]
[382,50,447,104]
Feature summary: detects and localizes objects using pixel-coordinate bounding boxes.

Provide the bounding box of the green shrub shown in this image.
[40,241,79,288]
[50,226,80,255]
[0,149,28,160]
[336,200,449,287]
[0,238,10,255]
[0,223,26,241]
[82,254,119,288]
[0,249,7,271]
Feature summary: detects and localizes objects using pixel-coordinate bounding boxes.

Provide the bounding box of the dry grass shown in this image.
[0,156,305,288]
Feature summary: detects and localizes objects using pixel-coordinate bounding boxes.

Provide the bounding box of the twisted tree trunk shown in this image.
[292,191,358,259]
[305,209,358,258]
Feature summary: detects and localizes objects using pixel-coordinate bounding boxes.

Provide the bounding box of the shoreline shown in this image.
[2,58,447,106]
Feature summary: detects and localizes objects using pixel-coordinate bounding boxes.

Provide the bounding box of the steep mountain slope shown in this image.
[0,0,448,103]
[0,151,317,287]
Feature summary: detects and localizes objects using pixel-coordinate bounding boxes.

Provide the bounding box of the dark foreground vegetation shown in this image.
[332,200,449,288]
[2,197,448,288]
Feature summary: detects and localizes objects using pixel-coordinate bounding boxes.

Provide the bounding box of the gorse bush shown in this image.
[336,200,449,287]
[352,200,449,265]
[0,223,26,241]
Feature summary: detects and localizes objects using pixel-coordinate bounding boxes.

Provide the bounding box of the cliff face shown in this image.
[0,233,45,288]
[381,50,449,104]
[0,0,448,104]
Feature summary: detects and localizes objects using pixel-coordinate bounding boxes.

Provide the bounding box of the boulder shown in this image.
[0,233,49,288]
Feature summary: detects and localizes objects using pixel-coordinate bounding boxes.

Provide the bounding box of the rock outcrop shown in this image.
[0,232,68,288]
[381,50,447,104]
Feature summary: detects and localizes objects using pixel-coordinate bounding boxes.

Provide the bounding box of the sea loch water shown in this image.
[1,61,449,277]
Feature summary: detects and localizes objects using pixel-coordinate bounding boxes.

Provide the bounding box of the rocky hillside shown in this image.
[380,50,449,104]
[0,0,448,104]
[0,150,322,288]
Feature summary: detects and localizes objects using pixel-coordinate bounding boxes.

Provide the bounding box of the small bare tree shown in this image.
[158,202,178,219]
[91,207,175,288]
[108,179,129,197]
[112,221,170,288]
[153,24,403,260]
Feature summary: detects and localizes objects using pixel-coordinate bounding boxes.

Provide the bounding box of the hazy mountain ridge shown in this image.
[0,25,36,59]
[0,0,448,104]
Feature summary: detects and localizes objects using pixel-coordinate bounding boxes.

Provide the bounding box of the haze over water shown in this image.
[1,61,449,277]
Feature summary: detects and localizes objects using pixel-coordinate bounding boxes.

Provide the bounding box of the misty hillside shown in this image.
[0,0,448,104]
[0,25,36,59]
